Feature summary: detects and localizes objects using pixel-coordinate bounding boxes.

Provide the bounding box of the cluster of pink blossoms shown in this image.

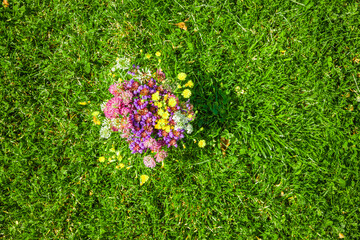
[101,64,195,168]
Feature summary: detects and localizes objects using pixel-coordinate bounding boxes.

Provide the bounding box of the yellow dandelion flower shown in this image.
[165,125,171,133]
[98,157,105,162]
[158,109,165,117]
[140,175,149,186]
[162,111,170,120]
[116,163,125,169]
[92,111,100,116]
[177,72,187,81]
[182,89,191,98]
[152,91,160,101]
[145,53,152,59]
[155,51,161,57]
[168,97,177,107]
[185,80,194,88]
[198,140,206,148]
[92,116,101,125]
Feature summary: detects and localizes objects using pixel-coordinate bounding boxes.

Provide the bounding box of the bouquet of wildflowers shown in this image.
[99,57,195,168]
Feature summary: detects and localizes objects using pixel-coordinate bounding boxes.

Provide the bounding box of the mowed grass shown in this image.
[1,0,360,238]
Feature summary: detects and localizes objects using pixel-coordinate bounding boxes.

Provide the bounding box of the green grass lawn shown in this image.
[1,0,360,238]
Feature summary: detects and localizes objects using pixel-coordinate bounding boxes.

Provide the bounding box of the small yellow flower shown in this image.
[183,144,186,149]
[116,163,125,169]
[158,59,161,63]
[110,147,115,152]
[165,125,171,133]
[140,175,149,186]
[198,140,206,148]
[118,78,123,82]
[162,112,170,120]
[92,111,100,116]
[182,89,192,98]
[168,97,177,107]
[145,53,152,59]
[126,166,132,170]
[177,84,182,89]
[155,51,161,57]
[98,157,105,162]
[158,109,165,117]
[79,102,88,105]
[117,155,123,161]
[140,49,143,53]
[177,72,187,81]
[185,80,194,88]
[92,116,101,125]
[152,91,160,101]
[187,114,193,119]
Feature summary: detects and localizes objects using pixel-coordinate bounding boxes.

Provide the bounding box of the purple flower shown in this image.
[134,98,148,110]
[129,138,145,154]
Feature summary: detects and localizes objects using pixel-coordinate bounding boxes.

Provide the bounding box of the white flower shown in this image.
[100,126,111,139]
[173,111,190,130]
[115,57,131,70]
[100,119,111,139]
[186,124,193,134]
[100,101,107,111]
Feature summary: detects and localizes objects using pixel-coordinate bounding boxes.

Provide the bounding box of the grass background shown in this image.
[1,0,360,238]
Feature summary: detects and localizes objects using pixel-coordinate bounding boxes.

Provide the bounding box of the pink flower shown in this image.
[120,90,133,105]
[151,141,162,152]
[104,97,123,119]
[143,156,156,168]
[120,107,131,116]
[155,150,168,162]
[109,83,122,97]
[144,138,156,149]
